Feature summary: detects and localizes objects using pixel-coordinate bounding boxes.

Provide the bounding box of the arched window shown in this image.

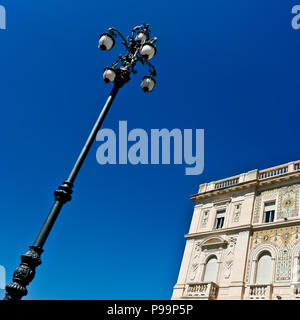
[203,256,218,282]
[256,251,272,284]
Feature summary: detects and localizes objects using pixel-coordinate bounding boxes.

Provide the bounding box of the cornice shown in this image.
[190,181,257,202]
[184,219,300,240]
[252,218,300,231]
[191,170,300,204]
[184,224,252,239]
[257,171,300,189]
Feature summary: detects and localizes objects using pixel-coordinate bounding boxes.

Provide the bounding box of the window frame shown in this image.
[255,251,272,284]
[263,201,276,223]
[214,209,226,229]
[202,255,218,283]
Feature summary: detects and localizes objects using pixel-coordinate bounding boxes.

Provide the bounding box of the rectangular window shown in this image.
[215,210,225,229]
[264,202,275,223]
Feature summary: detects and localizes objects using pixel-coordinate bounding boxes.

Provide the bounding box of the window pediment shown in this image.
[213,199,231,207]
[201,237,228,249]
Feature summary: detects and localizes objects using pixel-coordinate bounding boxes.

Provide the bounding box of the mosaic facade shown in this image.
[172,161,300,300]
[246,225,300,283]
[253,184,300,224]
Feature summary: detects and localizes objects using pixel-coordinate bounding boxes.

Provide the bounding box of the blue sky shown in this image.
[0,0,299,299]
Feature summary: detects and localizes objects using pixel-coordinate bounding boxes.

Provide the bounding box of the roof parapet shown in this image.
[197,161,300,195]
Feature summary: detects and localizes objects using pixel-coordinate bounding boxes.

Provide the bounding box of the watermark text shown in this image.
[96,121,204,175]
[0,265,6,290]
[0,5,6,30]
[292,5,300,30]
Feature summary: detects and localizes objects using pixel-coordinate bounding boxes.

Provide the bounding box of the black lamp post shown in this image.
[4,23,157,300]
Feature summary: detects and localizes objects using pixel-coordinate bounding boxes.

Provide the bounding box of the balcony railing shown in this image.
[183,282,218,300]
[246,284,272,300]
[259,166,288,180]
[197,161,300,195]
[215,178,239,190]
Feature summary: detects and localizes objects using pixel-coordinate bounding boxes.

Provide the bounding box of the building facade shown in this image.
[172,161,300,300]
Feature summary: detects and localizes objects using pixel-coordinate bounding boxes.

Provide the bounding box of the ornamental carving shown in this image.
[277,185,299,219]
[201,210,209,227]
[188,241,201,281]
[223,236,237,279]
[190,263,199,281]
[253,196,262,223]
[277,245,290,280]
[232,204,241,223]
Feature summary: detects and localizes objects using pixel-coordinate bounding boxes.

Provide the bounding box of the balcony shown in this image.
[183,282,218,300]
[246,284,272,300]
[215,177,239,190]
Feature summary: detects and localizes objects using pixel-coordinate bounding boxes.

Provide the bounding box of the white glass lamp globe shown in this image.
[98,33,115,51]
[140,43,156,60]
[135,32,149,43]
[141,76,156,92]
[103,68,116,83]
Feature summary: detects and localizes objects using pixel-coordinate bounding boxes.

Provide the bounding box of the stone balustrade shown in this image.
[259,165,288,179]
[246,284,272,300]
[215,177,239,190]
[183,282,218,300]
[198,161,300,194]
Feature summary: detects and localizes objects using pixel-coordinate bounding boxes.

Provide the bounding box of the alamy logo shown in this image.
[292,5,300,30]
[96,121,204,175]
[0,5,6,30]
[0,265,6,290]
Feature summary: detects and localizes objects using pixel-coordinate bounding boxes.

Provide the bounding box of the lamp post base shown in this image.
[4,246,43,301]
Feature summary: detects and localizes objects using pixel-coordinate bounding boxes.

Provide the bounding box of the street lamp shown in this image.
[4,23,157,300]
[141,76,156,92]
